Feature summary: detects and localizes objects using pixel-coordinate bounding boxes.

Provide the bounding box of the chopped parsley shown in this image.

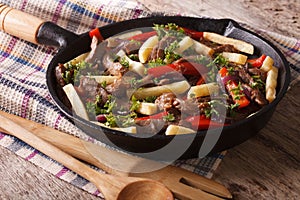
[144,96,157,103]
[130,96,141,111]
[154,23,185,40]
[163,113,176,122]
[210,54,229,67]
[120,57,130,68]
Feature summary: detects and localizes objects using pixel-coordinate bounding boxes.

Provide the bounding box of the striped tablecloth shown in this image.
[0,0,299,198]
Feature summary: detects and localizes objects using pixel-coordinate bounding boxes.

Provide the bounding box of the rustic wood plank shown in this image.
[0,0,299,199]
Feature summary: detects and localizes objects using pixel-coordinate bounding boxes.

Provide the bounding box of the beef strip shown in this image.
[155,93,177,111]
[105,78,131,98]
[124,41,142,55]
[55,63,67,87]
[213,44,239,54]
[106,62,128,76]
[150,35,177,61]
[242,83,268,106]
[76,76,98,100]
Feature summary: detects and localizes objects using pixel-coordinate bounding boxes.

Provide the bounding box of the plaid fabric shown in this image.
[0,0,299,198]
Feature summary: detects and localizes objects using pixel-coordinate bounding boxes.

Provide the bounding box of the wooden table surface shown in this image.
[1,0,299,199]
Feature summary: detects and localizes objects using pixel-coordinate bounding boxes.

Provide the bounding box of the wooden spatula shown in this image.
[0,110,232,199]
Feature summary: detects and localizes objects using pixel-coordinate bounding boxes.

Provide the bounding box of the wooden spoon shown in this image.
[0,113,173,200]
[0,110,231,199]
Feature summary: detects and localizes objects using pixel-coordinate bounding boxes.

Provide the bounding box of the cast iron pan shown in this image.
[0,4,290,160]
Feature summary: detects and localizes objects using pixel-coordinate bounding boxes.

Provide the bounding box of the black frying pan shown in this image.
[0,4,290,160]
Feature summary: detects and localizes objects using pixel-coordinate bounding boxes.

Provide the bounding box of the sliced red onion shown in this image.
[96,114,107,123]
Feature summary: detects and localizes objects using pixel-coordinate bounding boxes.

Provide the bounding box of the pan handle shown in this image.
[0,4,78,48]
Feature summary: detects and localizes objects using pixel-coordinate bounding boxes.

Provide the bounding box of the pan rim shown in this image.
[46,15,291,141]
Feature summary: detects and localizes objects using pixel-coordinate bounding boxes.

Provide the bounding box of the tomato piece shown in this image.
[89,28,103,41]
[226,81,250,108]
[218,67,228,77]
[182,27,204,40]
[148,62,208,78]
[218,67,250,108]
[127,31,157,41]
[247,54,266,68]
[185,115,225,130]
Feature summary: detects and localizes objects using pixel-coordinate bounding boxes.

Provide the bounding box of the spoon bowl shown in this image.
[117,180,173,200]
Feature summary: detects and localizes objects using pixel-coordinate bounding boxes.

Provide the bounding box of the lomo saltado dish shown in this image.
[55,23,278,136]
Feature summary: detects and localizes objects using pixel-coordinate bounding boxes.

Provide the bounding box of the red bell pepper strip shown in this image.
[127,31,157,41]
[147,62,208,77]
[182,27,204,40]
[135,111,167,121]
[185,115,225,130]
[226,81,250,108]
[147,65,176,77]
[218,67,250,108]
[247,54,266,68]
[196,77,205,85]
[89,28,104,41]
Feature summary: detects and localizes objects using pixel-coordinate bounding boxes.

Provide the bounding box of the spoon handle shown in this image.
[0,112,129,199]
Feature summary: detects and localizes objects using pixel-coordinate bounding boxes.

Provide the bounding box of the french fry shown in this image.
[89,76,118,85]
[187,82,219,99]
[260,56,274,72]
[203,32,254,54]
[136,102,158,115]
[94,122,137,134]
[132,80,190,100]
[165,125,195,135]
[220,52,248,65]
[62,84,89,121]
[193,39,215,57]
[117,50,146,76]
[138,35,159,63]
[174,36,194,54]
[265,66,278,102]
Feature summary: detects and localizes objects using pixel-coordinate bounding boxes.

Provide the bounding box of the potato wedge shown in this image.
[62,83,89,121]
[187,82,219,99]
[165,125,195,135]
[132,80,190,100]
[203,32,254,54]
[220,52,248,65]
[136,102,158,115]
[138,35,159,63]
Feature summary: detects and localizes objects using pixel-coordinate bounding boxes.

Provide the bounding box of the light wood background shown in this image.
[1,0,299,199]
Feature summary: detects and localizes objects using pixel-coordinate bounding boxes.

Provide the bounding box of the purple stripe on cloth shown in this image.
[89,5,105,29]
[286,40,300,57]
[40,48,53,68]
[54,114,62,129]
[132,8,143,19]
[0,38,18,62]
[56,166,69,177]
[25,149,39,160]
[20,69,39,83]
[52,0,67,23]
[20,0,28,11]
[0,132,5,140]
[93,190,101,196]
[21,89,35,118]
